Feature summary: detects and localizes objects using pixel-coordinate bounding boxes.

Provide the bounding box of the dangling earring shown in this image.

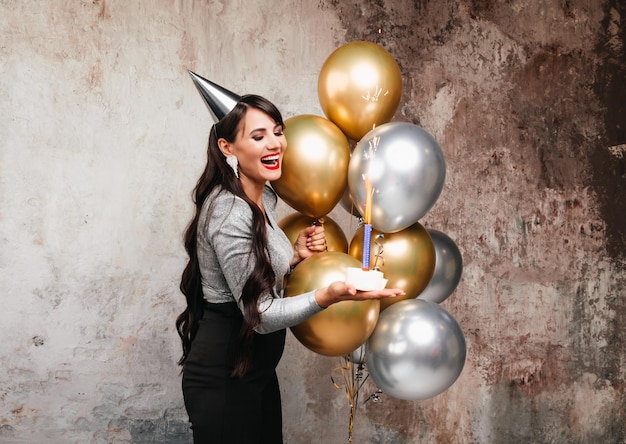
[226,155,239,179]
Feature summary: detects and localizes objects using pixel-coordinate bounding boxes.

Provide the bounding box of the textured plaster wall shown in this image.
[0,1,624,443]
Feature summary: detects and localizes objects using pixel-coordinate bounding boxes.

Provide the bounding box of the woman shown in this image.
[177,94,404,443]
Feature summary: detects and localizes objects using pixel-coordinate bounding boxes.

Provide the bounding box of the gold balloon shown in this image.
[271,114,350,218]
[318,41,402,141]
[349,223,436,311]
[278,213,348,253]
[284,252,380,356]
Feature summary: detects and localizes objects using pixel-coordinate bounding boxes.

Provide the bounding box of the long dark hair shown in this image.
[176,94,285,377]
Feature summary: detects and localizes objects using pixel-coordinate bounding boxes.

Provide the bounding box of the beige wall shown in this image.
[1,1,624,443]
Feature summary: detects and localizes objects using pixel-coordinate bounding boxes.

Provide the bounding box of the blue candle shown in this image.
[362,223,372,270]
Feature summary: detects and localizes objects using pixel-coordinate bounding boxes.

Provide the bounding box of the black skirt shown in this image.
[182,302,286,444]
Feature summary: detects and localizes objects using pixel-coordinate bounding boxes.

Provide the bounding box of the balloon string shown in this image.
[331,356,368,443]
[363,388,383,405]
[372,233,385,270]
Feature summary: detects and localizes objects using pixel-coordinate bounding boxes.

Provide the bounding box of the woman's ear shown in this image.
[217,138,233,157]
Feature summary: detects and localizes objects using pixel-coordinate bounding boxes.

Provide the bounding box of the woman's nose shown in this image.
[267,134,283,149]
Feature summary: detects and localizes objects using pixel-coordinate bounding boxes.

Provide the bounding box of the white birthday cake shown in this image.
[345,267,388,291]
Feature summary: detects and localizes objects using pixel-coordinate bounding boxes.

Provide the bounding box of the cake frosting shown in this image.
[345,267,388,291]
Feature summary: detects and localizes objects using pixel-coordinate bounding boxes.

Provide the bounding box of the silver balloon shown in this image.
[348,122,446,233]
[366,299,466,400]
[418,229,463,304]
[348,343,367,365]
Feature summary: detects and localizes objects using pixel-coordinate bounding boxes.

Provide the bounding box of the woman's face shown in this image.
[221,107,286,187]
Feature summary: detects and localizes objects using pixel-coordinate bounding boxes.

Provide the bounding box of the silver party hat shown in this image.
[188,70,241,122]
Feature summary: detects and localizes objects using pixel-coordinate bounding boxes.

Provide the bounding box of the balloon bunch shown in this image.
[271,41,468,440]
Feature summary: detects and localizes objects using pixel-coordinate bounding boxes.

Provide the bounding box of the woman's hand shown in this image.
[314,281,405,309]
[291,225,326,266]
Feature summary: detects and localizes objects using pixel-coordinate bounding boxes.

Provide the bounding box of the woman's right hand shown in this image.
[314,281,405,309]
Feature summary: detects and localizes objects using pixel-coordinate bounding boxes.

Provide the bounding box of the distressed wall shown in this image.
[0,1,624,443]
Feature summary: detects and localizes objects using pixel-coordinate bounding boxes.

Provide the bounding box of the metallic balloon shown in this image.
[318,41,402,141]
[418,229,463,304]
[272,115,351,218]
[284,252,380,356]
[349,223,435,311]
[348,343,367,365]
[348,122,446,233]
[278,213,348,253]
[366,299,466,400]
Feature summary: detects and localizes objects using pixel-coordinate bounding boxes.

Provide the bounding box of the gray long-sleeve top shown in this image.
[197,185,324,334]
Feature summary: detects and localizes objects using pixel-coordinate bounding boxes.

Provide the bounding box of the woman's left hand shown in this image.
[292,225,326,265]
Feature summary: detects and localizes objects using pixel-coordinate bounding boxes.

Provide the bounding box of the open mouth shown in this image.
[261,154,280,170]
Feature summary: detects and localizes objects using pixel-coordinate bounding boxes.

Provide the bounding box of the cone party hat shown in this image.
[188,70,241,122]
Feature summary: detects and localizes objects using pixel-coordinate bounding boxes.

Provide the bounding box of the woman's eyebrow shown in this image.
[247,127,267,135]
[248,124,281,136]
